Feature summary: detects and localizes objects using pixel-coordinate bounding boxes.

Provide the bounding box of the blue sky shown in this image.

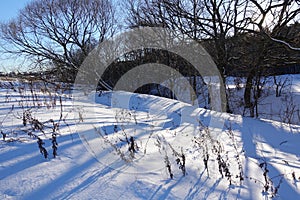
[0,0,32,72]
[0,0,32,22]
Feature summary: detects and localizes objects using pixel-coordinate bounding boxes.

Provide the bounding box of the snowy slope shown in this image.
[0,82,300,200]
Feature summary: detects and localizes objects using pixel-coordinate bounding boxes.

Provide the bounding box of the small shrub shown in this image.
[37,137,48,159]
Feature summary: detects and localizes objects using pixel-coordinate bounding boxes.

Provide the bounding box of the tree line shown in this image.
[0,0,299,116]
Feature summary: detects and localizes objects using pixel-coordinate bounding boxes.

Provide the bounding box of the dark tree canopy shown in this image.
[126,0,300,115]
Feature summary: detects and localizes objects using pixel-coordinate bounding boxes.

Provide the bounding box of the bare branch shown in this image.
[0,0,116,82]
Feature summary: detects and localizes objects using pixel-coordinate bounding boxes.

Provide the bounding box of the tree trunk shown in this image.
[244,68,255,117]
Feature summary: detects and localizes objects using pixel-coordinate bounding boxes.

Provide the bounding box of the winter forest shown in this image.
[0,0,300,199]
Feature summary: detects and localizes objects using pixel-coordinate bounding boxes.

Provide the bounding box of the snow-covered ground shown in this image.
[227,74,300,124]
[0,76,300,200]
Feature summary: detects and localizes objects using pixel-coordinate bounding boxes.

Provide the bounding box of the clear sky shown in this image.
[0,0,32,22]
[0,0,32,72]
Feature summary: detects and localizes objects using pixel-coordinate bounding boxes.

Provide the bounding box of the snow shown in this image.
[0,75,300,200]
[227,74,300,124]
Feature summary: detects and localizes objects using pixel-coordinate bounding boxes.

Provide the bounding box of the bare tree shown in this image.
[125,0,250,112]
[126,0,300,115]
[245,0,300,48]
[239,0,300,116]
[0,0,116,82]
[126,0,238,109]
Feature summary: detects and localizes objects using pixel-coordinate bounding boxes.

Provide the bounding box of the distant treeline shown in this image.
[225,64,300,77]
